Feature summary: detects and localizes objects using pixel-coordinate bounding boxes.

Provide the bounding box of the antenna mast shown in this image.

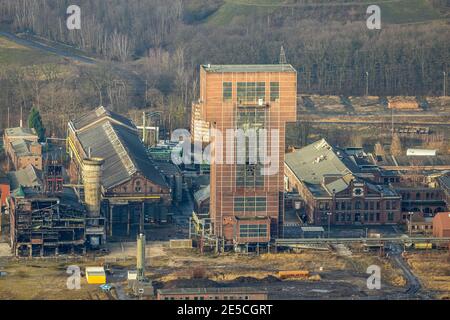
[280,46,287,71]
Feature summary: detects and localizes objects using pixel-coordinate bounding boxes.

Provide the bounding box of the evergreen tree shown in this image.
[28,107,45,142]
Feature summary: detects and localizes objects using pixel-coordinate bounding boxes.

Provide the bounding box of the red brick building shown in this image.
[285,139,402,225]
[3,127,42,170]
[0,171,10,208]
[433,212,450,238]
[194,64,297,244]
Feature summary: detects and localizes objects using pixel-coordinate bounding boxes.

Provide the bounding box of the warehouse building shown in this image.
[157,287,268,300]
[3,127,42,171]
[67,107,172,240]
[285,139,402,226]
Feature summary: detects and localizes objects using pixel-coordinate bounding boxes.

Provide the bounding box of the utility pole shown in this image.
[408,211,414,237]
[327,212,332,238]
[365,71,369,96]
[20,105,23,127]
[444,71,447,97]
[391,108,394,138]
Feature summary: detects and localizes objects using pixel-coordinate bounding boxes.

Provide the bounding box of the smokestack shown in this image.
[82,158,104,218]
[137,233,146,281]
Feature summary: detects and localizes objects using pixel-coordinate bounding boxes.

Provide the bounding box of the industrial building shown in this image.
[9,180,87,257]
[0,170,10,208]
[67,106,172,241]
[438,175,450,209]
[3,127,42,171]
[193,64,297,247]
[433,212,450,238]
[285,139,402,225]
[157,287,268,300]
[191,102,210,143]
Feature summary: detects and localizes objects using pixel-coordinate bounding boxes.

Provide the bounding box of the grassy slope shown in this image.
[207,0,443,26]
[380,0,441,24]
[0,36,63,66]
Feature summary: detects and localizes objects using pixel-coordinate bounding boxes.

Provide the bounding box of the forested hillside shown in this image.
[0,0,449,135]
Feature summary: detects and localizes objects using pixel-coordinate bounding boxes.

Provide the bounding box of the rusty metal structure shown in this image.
[10,188,86,257]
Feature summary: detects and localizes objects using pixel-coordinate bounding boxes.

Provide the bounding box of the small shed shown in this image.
[85,267,106,284]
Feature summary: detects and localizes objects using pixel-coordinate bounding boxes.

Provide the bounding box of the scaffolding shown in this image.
[12,197,86,257]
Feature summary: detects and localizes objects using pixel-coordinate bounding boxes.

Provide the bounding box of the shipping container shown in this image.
[278,270,310,279]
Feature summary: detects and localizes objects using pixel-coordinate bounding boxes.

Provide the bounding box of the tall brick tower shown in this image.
[196,64,297,246]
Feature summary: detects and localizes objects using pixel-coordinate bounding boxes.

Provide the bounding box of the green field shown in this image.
[0,36,62,66]
[380,0,441,24]
[207,0,444,26]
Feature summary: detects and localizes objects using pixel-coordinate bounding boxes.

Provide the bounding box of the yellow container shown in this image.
[86,267,106,284]
[414,243,432,250]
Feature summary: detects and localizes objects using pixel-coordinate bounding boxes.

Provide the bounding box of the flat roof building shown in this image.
[194,64,297,245]
[157,287,268,300]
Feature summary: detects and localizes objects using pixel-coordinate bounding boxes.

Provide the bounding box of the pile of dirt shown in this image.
[233,275,281,284]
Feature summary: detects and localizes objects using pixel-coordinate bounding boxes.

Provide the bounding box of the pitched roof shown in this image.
[439,175,450,190]
[71,106,135,131]
[285,139,352,185]
[4,127,37,138]
[7,164,42,190]
[10,139,40,157]
[194,185,210,205]
[71,107,168,190]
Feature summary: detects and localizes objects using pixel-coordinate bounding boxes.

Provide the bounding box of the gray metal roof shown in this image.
[300,226,325,232]
[72,106,135,131]
[439,175,450,190]
[10,139,39,156]
[7,164,42,190]
[72,108,168,190]
[4,127,36,138]
[194,185,210,204]
[202,64,296,73]
[285,139,352,185]
[285,139,399,198]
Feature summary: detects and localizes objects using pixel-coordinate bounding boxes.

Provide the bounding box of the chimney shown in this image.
[82,158,104,218]
[137,233,146,281]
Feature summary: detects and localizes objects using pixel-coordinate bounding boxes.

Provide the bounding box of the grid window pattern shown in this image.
[239,223,268,238]
[237,82,265,104]
[236,109,266,188]
[234,196,267,212]
[223,82,232,101]
[270,82,279,102]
